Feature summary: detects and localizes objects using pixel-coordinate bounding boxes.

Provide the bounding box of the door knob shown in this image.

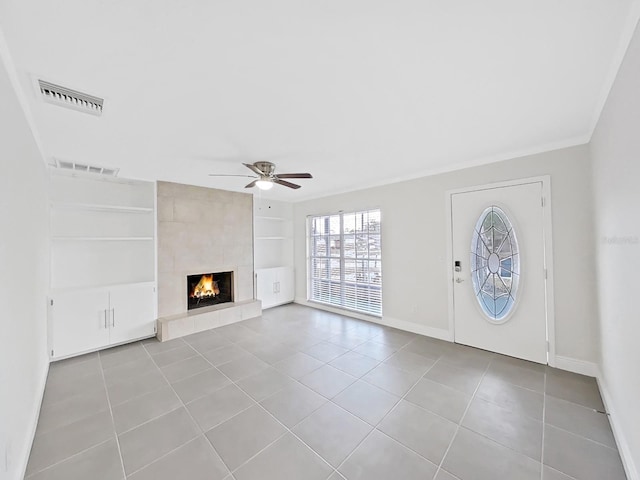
[455,278,464,283]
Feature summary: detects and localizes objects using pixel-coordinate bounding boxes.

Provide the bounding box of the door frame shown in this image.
[445,176,557,366]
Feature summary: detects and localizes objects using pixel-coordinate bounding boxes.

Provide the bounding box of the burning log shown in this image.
[190,274,220,299]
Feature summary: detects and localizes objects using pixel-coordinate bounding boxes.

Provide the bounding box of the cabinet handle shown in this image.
[104,309,108,329]
[111,308,115,327]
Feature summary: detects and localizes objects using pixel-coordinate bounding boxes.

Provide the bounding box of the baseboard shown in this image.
[262,299,294,310]
[294,299,451,342]
[553,355,598,377]
[375,316,451,341]
[596,367,639,480]
[18,359,49,480]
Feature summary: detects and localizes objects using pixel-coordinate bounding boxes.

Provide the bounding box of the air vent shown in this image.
[38,80,104,116]
[54,158,119,176]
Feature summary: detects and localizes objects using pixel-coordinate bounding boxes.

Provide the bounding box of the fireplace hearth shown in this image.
[187,271,234,310]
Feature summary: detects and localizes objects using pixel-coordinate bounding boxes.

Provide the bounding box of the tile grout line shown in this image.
[192,335,619,456]
[542,423,620,450]
[264,311,534,473]
[435,355,600,477]
[132,341,234,479]
[433,355,493,478]
[451,357,563,465]
[32,308,613,480]
[194,329,342,477]
[329,343,444,477]
[226,324,466,477]
[101,350,176,409]
[199,321,419,476]
[97,350,128,480]
[208,314,619,476]
[24,357,115,477]
[24,438,115,478]
[118,343,231,474]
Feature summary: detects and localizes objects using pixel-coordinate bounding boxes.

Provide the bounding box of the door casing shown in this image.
[445,176,557,367]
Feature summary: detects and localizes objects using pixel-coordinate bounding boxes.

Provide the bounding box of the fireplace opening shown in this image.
[187,271,234,310]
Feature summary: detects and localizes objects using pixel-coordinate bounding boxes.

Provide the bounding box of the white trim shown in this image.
[378,316,451,341]
[596,367,640,480]
[445,176,557,365]
[291,136,589,203]
[553,356,597,377]
[262,300,295,310]
[18,361,49,480]
[541,177,557,366]
[153,181,159,324]
[444,195,456,343]
[50,334,156,362]
[296,298,380,323]
[295,298,451,341]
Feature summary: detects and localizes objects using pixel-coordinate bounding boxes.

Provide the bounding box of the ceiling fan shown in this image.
[209,161,313,190]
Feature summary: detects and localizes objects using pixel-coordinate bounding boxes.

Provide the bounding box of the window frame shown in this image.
[470,205,520,323]
[307,209,382,316]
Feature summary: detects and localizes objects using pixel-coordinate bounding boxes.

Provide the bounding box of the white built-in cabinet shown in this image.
[48,171,156,359]
[256,266,295,309]
[254,199,295,309]
[50,284,155,358]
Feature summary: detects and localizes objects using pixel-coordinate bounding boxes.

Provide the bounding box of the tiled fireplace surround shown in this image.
[156,182,261,340]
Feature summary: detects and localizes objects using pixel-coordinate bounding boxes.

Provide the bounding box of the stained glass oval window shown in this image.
[470,206,520,322]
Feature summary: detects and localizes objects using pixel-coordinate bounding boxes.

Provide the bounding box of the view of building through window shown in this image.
[308,209,382,316]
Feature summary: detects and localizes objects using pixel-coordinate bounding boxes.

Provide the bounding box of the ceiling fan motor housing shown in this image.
[254,161,276,175]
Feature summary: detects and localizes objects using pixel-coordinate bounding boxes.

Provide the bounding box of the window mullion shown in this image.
[339,212,345,306]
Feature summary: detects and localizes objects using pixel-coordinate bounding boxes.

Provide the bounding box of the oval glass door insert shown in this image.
[470,206,520,322]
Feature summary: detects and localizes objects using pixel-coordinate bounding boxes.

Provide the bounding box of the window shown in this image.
[470,206,520,322]
[308,209,382,316]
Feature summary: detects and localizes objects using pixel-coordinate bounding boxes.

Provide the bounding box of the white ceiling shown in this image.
[1,0,638,201]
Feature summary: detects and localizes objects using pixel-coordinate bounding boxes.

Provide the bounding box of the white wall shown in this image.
[293,145,598,363]
[590,18,640,480]
[0,37,50,480]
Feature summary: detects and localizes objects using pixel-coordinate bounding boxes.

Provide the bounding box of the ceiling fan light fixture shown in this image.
[255,178,274,190]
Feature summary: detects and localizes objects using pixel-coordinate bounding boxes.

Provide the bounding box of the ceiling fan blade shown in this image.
[274,178,301,189]
[243,163,264,176]
[244,180,258,189]
[275,173,313,179]
[208,174,256,178]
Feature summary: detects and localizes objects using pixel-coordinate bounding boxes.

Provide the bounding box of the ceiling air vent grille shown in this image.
[55,159,119,177]
[38,80,104,116]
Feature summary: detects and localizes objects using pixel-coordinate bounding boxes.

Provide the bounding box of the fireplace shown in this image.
[187,271,234,310]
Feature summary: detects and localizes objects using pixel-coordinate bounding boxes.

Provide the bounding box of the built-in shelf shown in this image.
[255,215,286,221]
[50,171,156,291]
[51,202,154,213]
[254,198,294,275]
[52,236,154,241]
[50,281,156,294]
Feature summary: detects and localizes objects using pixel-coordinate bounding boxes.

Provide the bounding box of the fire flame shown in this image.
[190,274,220,299]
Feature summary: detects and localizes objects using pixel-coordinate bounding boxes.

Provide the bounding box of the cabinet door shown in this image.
[278,267,295,304]
[256,269,277,309]
[108,284,156,344]
[51,290,110,358]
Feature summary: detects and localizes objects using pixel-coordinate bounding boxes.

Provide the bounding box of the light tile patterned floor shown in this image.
[26,304,626,480]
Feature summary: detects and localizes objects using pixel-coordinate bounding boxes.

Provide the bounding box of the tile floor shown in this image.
[26,304,626,480]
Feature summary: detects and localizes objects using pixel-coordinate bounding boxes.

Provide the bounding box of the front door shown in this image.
[451,181,548,364]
